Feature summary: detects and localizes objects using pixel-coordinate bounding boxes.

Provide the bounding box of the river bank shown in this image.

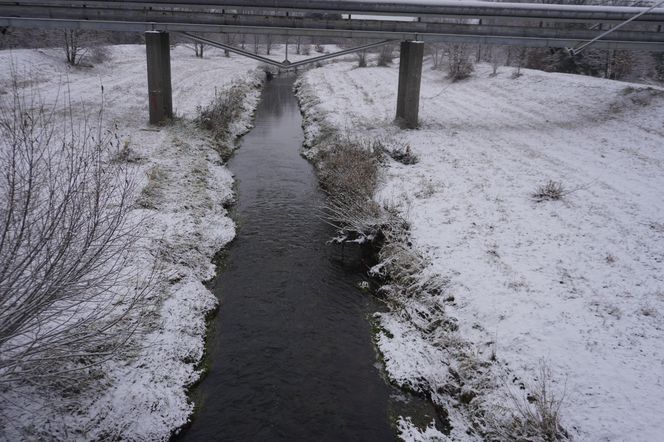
[0,45,262,440]
[295,58,664,440]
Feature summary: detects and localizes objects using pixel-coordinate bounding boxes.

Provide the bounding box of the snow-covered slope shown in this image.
[297,59,664,440]
[0,45,262,440]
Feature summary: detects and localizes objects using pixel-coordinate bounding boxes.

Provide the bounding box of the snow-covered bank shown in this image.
[296,59,664,440]
[0,45,262,440]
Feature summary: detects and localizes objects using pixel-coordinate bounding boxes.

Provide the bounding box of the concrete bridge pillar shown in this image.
[395,40,424,129]
[145,31,173,124]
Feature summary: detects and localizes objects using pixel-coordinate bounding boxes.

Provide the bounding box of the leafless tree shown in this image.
[0,74,150,389]
[447,44,475,81]
[62,29,110,65]
[295,36,302,55]
[377,43,395,66]
[253,34,260,54]
[223,33,237,57]
[356,50,368,67]
[63,29,85,65]
[510,46,528,78]
[193,42,205,58]
[428,43,444,70]
[265,34,273,55]
[488,45,508,76]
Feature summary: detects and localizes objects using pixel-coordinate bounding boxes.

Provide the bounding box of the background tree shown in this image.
[63,29,84,65]
[447,43,475,80]
[193,42,205,58]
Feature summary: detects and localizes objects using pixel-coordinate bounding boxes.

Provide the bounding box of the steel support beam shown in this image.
[145,31,173,124]
[396,41,424,129]
[178,31,394,69]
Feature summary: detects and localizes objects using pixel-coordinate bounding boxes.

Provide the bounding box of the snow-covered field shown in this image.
[297,58,664,440]
[0,44,263,440]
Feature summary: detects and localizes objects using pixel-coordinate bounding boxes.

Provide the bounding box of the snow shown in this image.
[0,45,263,440]
[398,416,449,441]
[296,58,664,440]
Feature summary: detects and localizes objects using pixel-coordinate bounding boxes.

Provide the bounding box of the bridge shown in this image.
[2,0,664,127]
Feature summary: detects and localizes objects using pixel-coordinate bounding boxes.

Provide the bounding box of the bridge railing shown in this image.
[1,1,664,50]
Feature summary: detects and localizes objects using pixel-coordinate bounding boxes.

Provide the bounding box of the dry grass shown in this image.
[316,139,379,199]
[316,138,383,243]
[196,81,250,159]
[485,363,568,441]
[533,180,565,202]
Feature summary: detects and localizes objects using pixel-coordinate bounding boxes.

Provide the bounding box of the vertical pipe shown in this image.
[395,40,424,129]
[145,31,173,124]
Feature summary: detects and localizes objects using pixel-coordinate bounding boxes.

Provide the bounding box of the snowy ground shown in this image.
[0,44,264,440]
[296,58,664,440]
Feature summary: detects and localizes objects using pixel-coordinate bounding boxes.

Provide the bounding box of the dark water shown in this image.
[178,75,395,441]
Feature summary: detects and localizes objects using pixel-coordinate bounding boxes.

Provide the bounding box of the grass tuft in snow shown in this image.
[374,138,419,165]
[484,362,568,442]
[532,180,565,202]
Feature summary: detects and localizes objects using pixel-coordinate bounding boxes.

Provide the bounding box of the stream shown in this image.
[178,74,396,440]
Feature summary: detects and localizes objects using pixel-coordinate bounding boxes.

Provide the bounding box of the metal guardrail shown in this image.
[1,1,664,50]
[4,1,664,21]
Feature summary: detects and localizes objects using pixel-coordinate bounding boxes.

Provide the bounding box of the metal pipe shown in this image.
[572,0,664,54]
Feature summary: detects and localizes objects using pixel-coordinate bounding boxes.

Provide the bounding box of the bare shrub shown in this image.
[533,180,565,202]
[63,29,84,65]
[510,47,528,79]
[0,74,149,388]
[428,43,445,70]
[447,44,474,81]
[89,44,111,64]
[63,30,111,66]
[488,45,507,77]
[357,50,368,68]
[190,42,206,58]
[377,45,394,67]
[486,363,568,441]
